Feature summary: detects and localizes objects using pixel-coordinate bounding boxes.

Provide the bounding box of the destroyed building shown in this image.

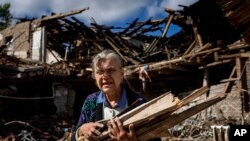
[0,0,250,140]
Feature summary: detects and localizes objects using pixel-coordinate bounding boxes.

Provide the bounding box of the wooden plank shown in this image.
[105,37,128,63]
[186,47,221,60]
[125,56,140,65]
[203,69,209,87]
[177,86,209,107]
[161,14,174,38]
[120,18,139,35]
[126,18,152,36]
[98,93,171,125]
[99,86,209,140]
[220,78,240,83]
[141,57,184,71]
[195,42,212,53]
[186,43,249,60]
[202,69,209,120]
[192,25,203,47]
[121,93,179,126]
[144,38,160,55]
[136,93,226,140]
[34,7,89,23]
[156,64,190,72]
[218,52,250,59]
[236,57,242,91]
[183,40,196,55]
[199,59,233,69]
[124,42,249,77]
[228,43,249,50]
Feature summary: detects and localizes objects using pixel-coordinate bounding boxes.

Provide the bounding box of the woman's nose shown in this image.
[102,71,110,78]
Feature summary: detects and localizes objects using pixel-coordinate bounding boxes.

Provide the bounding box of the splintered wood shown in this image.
[91,86,227,141]
[121,92,179,126]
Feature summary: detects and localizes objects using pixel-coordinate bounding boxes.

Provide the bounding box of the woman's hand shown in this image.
[108,117,137,141]
[78,122,104,140]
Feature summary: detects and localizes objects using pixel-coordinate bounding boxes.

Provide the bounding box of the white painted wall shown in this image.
[32,27,46,62]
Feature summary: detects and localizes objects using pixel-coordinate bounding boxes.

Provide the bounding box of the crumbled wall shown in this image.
[0,21,31,58]
[175,82,241,124]
[209,83,242,121]
[246,60,250,108]
[54,84,76,116]
[244,59,250,122]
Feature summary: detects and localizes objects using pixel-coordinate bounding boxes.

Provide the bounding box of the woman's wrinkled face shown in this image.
[94,57,123,95]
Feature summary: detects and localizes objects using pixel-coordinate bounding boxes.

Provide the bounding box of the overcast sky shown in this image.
[1,0,198,35]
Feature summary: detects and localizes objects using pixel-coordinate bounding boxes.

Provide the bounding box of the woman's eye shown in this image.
[108,69,115,73]
[96,71,103,74]
[96,69,116,75]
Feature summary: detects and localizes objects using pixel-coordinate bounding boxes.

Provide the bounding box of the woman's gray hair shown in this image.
[92,49,123,73]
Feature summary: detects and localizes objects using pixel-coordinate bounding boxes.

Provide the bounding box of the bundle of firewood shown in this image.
[93,86,226,141]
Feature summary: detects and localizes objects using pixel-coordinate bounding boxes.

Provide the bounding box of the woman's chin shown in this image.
[102,87,115,94]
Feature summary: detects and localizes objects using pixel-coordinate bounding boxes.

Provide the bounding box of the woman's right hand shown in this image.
[78,122,104,140]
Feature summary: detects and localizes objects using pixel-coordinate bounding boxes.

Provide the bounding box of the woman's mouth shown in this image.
[103,82,113,86]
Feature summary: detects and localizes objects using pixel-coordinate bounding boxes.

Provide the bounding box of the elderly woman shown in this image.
[73,49,147,141]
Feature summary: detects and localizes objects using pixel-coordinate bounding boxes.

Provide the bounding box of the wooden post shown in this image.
[235,57,242,90]
[161,14,174,38]
[203,69,209,120]
[235,57,245,123]
[214,52,219,61]
[203,69,209,87]
[183,40,196,55]
[192,24,203,48]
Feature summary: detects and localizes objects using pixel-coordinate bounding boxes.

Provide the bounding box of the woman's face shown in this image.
[94,57,123,95]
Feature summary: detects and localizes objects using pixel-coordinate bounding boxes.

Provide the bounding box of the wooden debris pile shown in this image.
[0,0,250,140]
[0,115,74,141]
[217,0,250,43]
[124,0,250,81]
[0,0,249,80]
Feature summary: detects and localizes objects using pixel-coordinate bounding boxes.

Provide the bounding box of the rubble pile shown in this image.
[0,0,250,140]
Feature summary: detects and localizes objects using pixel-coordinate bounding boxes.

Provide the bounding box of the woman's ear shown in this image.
[91,72,95,79]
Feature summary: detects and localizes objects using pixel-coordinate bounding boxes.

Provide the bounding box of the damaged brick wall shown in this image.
[244,59,250,122]
[209,83,241,121]
[0,21,31,58]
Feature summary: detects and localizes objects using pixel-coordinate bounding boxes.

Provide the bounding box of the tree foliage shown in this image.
[0,3,12,30]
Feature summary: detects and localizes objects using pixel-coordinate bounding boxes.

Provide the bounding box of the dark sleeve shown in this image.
[76,95,97,128]
[71,93,97,141]
[76,99,90,127]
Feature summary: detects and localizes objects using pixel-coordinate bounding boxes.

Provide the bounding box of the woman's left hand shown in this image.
[108,117,137,141]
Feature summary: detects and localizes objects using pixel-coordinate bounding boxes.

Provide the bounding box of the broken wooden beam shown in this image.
[183,40,196,55]
[192,24,203,48]
[99,86,209,140]
[218,52,250,59]
[136,93,226,140]
[220,77,240,83]
[199,59,233,69]
[120,18,139,35]
[105,37,128,63]
[161,14,174,38]
[235,57,242,91]
[33,7,89,25]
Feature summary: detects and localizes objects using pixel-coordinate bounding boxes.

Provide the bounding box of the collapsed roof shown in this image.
[0,0,249,82]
